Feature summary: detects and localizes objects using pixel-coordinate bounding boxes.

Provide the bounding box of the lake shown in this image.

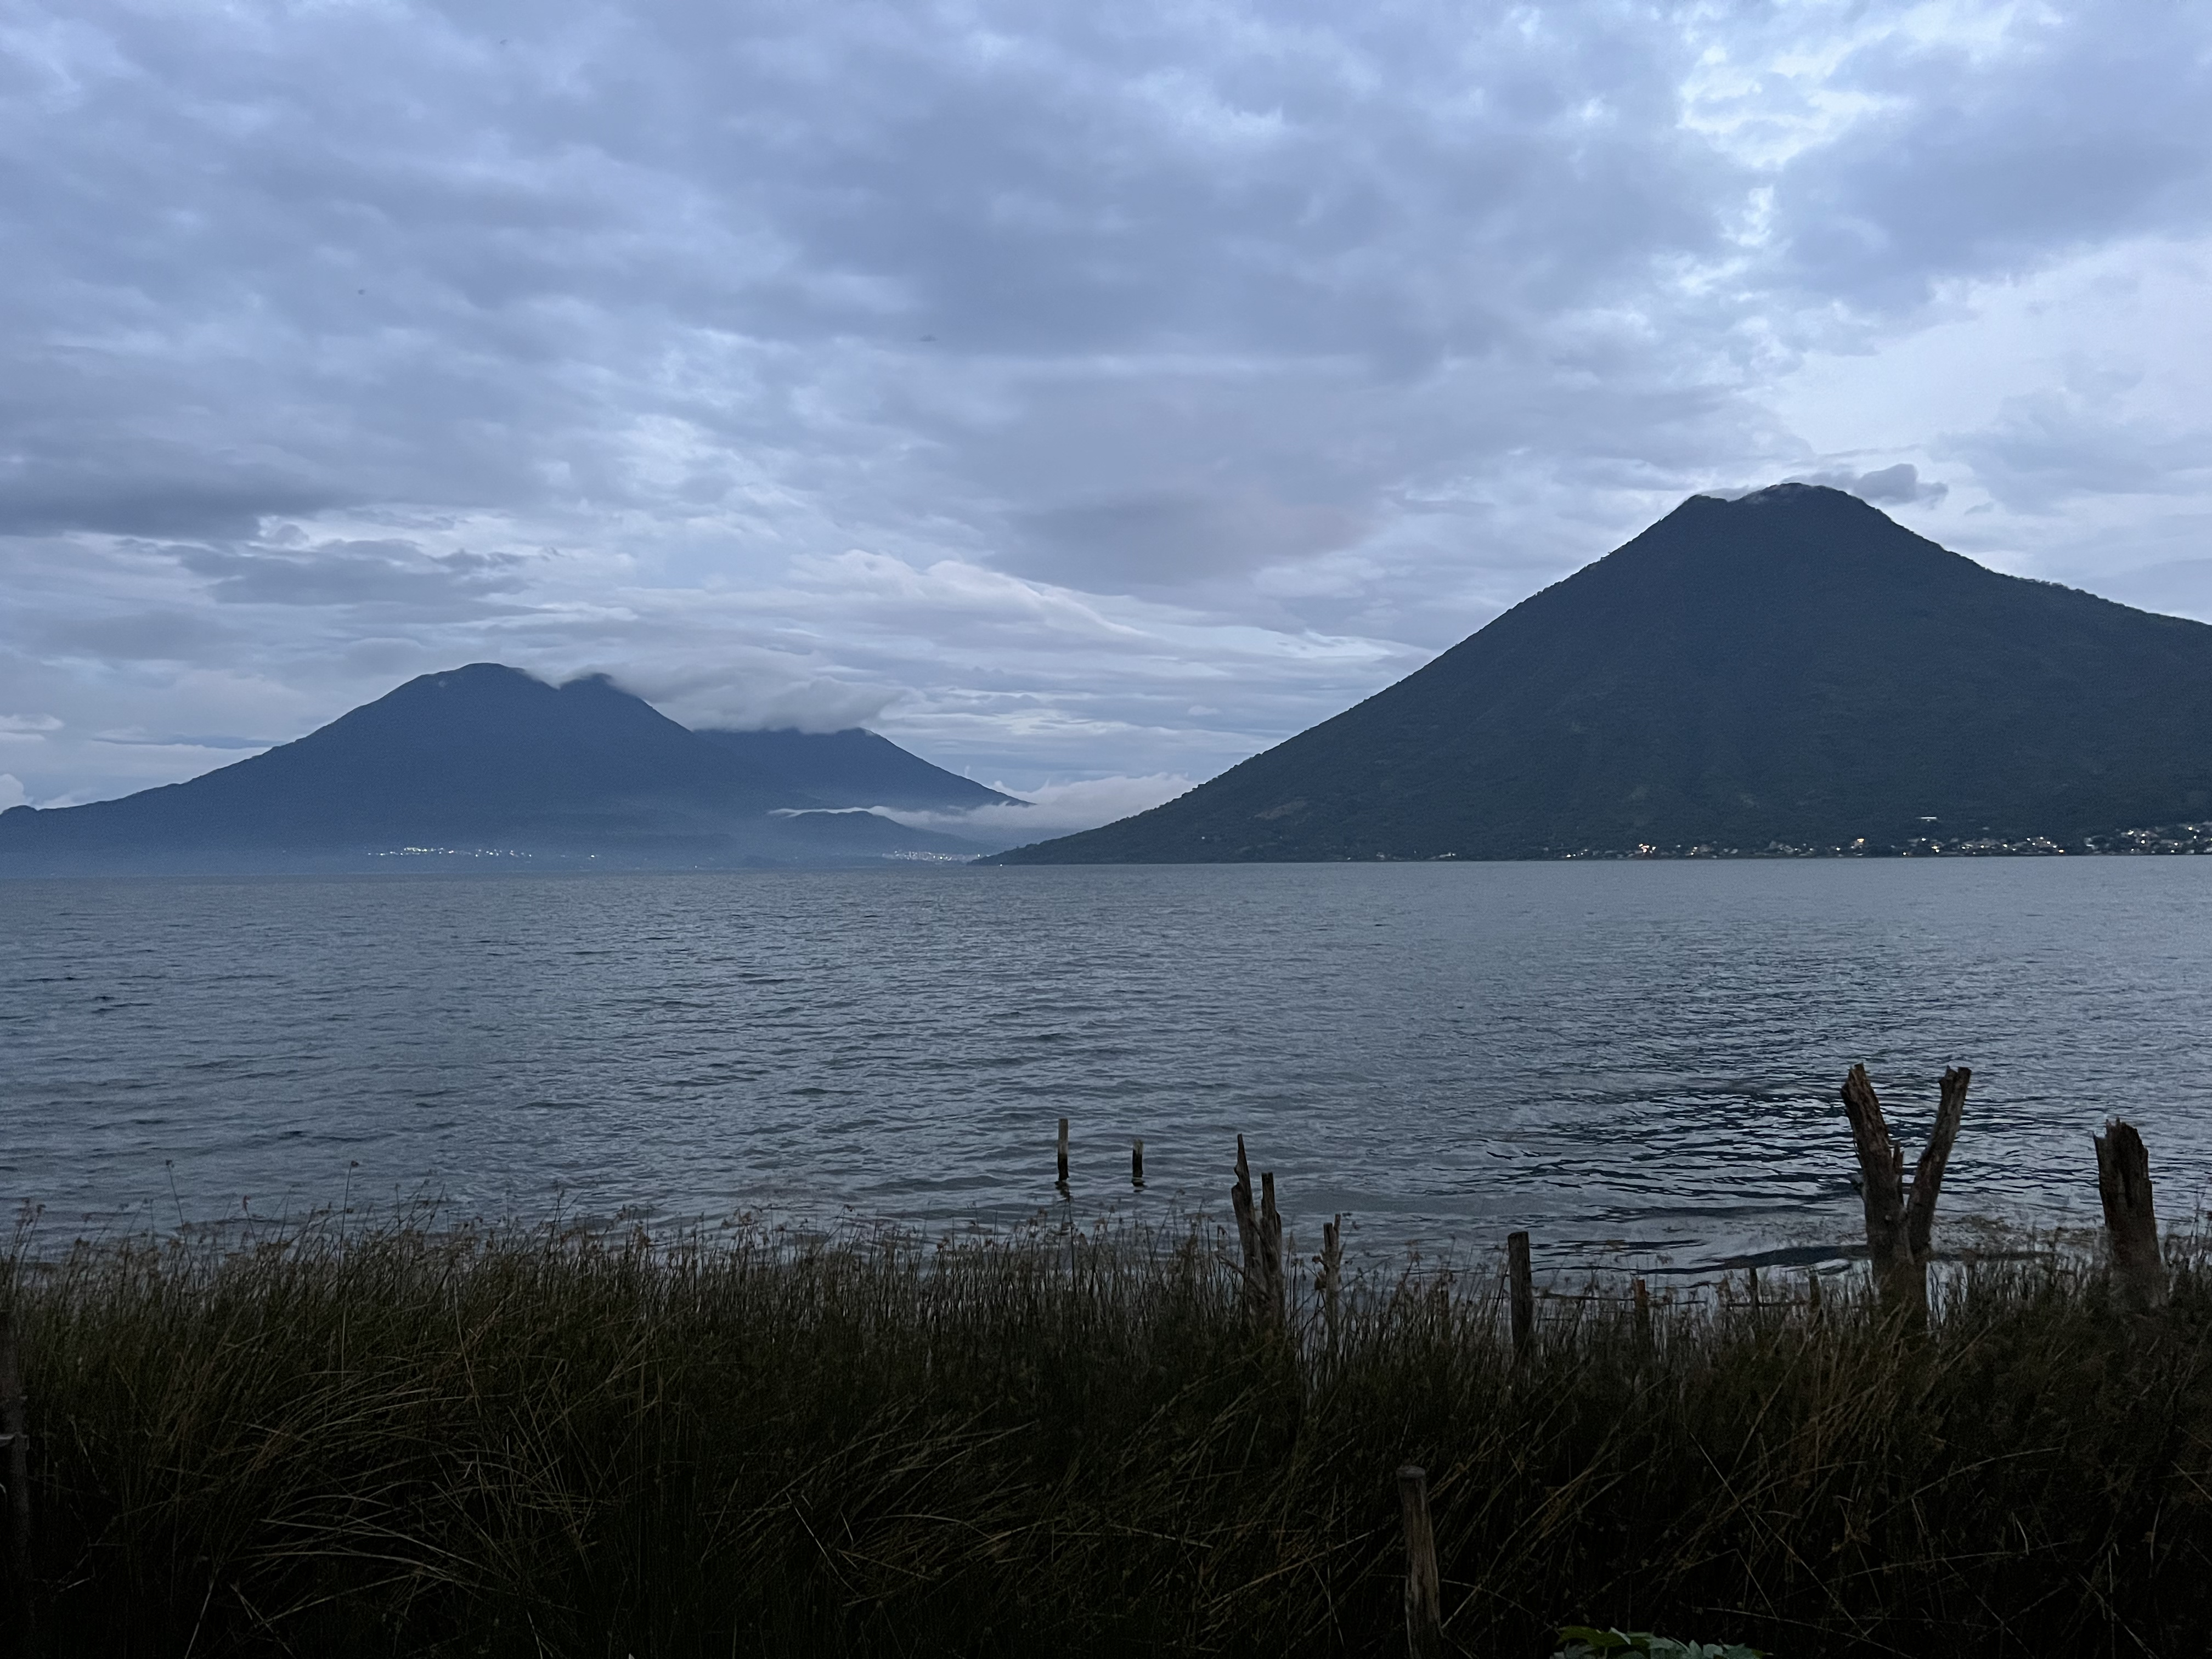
[3,859,2208,1274]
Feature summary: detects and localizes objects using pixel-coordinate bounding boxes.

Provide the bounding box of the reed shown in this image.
[3,1211,2209,1657]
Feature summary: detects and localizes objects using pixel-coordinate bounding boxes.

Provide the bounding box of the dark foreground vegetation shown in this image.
[4,1214,2209,1658]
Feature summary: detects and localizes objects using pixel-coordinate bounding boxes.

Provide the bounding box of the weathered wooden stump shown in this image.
[1839,1063,1970,1321]
[1229,1136,1286,1328]
[2094,1119,2168,1311]
[1506,1231,1534,1361]
[1259,1172,1285,1324]
[1397,1464,1444,1659]
[1319,1215,1344,1347]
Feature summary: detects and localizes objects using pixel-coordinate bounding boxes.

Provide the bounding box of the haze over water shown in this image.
[5,860,2208,1274]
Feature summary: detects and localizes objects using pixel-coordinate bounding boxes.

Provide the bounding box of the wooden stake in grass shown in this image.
[1507,1231,1534,1361]
[2094,1119,2168,1312]
[1231,1136,1257,1259]
[1259,1171,1286,1327]
[1056,1118,1070,1189]
[1231,1136,1263,1314]
[1397,1464,1444,1659]
[1320,1215,1344,1347]
[1839,1064,1971,1318]
[0,1308,29,1601]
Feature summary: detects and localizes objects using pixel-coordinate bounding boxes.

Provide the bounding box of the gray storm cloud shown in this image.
[1,0,2208,806]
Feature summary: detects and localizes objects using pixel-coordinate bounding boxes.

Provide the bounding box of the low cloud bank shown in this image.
[0,774,26,811]
[882,774,1197,847]
[1792,464,1950,506]
[601,664,898,735]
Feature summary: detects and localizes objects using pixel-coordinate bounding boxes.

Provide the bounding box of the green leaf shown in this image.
[1556,1628,1634,1652]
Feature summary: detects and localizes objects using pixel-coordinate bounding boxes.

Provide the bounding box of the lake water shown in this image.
[3,860,2208,1275]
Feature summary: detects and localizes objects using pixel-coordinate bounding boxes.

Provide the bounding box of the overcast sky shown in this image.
[3,0,2208,816]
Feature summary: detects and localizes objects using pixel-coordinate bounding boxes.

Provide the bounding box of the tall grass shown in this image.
[5,1211,2210,1657]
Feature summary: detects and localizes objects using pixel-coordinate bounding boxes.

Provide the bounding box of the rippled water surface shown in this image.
[4,860,2208,1270]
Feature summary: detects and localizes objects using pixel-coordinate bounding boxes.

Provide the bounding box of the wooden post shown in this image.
[1131,1137,1144,1189]
[0,1308,28,1601]
[1056,1118,1070,1189]
[1507,1231,1534,1361]
[1259,1171,1286,1327]
[1632,1276,1651,1352]
[1841,1064,1970,1320]
[1321,1216,1344,1347]
[1230,1136,1263,1314]
[1397,1465,1444,1659]
[2094,1120,2168,1311]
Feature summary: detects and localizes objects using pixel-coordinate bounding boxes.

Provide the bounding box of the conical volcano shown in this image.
[0,663,989,872]
[993,484,2212,862]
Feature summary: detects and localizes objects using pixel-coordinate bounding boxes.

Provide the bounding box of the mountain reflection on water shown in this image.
[4,860,2209,1275]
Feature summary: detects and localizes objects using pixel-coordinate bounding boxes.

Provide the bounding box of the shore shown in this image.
[3,1214,2208,1656]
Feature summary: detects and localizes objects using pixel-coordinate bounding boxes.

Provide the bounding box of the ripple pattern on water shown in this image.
[3,860,2208,1270]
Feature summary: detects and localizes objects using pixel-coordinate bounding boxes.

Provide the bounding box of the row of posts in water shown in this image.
[1054,1115,1556,1351]
[1056,1115,1146,1190]
[1049,1062,2180,1341]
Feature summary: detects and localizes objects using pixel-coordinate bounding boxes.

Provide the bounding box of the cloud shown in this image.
[1010,488,1364,588]
[0,774,26,810]
[2,0,2210,800]
[1939,392,2212,514]
[610,662,899,734]
[882,773,1196,844]
[177,540,528,611]
[1791,463,1948,505]
[35,610,239,664]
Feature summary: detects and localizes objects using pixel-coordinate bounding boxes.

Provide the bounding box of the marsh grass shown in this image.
[5,1210,2210,1657]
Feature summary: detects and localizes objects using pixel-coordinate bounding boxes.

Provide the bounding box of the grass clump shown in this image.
[4,1213,2211,1657]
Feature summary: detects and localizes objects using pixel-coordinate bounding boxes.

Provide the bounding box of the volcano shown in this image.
[0,664,1002,873]
[991,485,2212,862]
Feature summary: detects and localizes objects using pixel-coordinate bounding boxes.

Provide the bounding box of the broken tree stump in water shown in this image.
[2094,1119,2168,1312]
[1839,1063,1971,1319]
